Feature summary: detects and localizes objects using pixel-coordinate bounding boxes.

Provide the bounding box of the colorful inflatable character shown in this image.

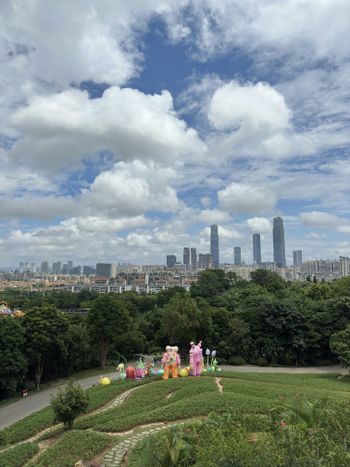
[162,345,180,380]
[135,358,145,379]
[190,341,203,376]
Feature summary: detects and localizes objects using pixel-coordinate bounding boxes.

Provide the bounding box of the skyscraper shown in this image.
[234,247,241,265]
[183,247,190,269]
[253,234,261,265]
[191,248,197,271]
[273,217,286,268]
[293,250,303,267]
[166,255,176,268]
[40,261,49,273]
[210,225,219,268]
[198,253,213,269]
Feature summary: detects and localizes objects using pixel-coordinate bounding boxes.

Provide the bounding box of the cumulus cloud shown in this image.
[246,217,272,234]
[0,196,76,219]
[218,182,276,213]
[82,160,181,217]
[208,81,291,133]
[197,209,231,224]
[299,211,342,227]
[10,87,206,172]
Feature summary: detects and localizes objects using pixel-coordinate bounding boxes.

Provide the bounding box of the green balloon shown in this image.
[158,369,164,376]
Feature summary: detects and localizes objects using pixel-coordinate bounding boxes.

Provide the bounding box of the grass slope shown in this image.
[0,442,38,467]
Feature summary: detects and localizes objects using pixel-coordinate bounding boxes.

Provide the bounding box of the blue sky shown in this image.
[0,0,350,267]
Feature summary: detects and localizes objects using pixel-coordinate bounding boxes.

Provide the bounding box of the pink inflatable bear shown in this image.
[190,341,203,376]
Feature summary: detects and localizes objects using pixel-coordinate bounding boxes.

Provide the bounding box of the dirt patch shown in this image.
[215,377,223,393]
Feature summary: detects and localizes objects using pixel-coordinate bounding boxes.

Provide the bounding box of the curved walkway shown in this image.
[0,365,344,429]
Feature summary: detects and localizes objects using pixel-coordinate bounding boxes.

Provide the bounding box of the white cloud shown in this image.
[197,209,231,224]
[208,81,291,133]
[299,211,342,227]
[201,225,241,240]
[0,196,76,219]
[305,232,328,239]
[246,217,272,234]
[337,226,350,234]
[10,87,206,172]
[83,160,181,217]
[218,182,276,213]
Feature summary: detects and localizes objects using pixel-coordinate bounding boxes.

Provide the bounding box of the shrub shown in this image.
[227,356,246,366]
[0,429,7,447]
[51,381,89,430]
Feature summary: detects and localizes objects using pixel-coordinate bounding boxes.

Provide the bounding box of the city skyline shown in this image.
[0,2,349,268]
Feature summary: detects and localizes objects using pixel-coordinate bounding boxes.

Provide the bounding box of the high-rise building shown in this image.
[234,247,241,265]
[273,217,286,268]
[52,261,62,274]
[67,260,73,272]
[183,247,190,269]
[293,250,303,267]
[40,261,49,274]
[191,248,197,271]
[198,253,213,269]
[210,225,219,268]
[166,255,176,268]
[96,263,117,278]
[253,234,261,265]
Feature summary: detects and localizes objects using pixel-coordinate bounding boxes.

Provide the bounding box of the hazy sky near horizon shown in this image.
[0,0,350,267]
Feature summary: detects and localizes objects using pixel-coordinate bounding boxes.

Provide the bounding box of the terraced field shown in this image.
[0,372,349,466]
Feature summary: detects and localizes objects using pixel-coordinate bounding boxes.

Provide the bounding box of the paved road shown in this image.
[0,365,344,429]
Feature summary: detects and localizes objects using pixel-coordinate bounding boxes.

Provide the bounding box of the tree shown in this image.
[250,269,286,294]
[157,293,213,354]
[0,317,27,398]
[22,307,69,390]
[87,295,132,369]
[51,381,89,430]
[330,326,350,367]
[190,270,229,299]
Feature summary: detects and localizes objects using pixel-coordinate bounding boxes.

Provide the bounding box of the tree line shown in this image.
[1,269,350,399]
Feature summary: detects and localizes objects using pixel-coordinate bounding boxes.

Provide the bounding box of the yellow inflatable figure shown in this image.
[161,346,181,380]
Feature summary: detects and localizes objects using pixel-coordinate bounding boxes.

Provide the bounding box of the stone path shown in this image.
[101,421,186,467]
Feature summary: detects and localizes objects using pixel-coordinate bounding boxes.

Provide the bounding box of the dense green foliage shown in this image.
[1,270,350,398]
[0,442,38,467]
[51,381,89,429]
[330,325,350,367]
[128,400,350,467]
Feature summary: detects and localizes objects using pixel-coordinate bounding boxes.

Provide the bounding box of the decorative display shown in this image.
[99,377,111,385]
[161,345,181,380]
[190,341,203,376]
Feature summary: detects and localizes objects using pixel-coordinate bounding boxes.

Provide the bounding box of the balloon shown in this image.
[126,367,136,379]
[157,369,164,376]
[100,377,111,385]
[149,368,158,376]
[207,367,213,373]
[179,368,189,377]
[119,371,126,380]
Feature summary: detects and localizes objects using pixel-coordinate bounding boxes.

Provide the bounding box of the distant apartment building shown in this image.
[234,247,241,265]
[253,234,261,265]
[340,256,350,277]
[198,253,213,269]
[210,225,219,267]
[166,255,176,268]
[293,250,303,267]
[191,248,197,271]
[96,263,117,279]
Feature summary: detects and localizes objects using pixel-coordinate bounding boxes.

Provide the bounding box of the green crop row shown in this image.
[29,430,114,467]
[0,378,152,447]
[0,442,38,467]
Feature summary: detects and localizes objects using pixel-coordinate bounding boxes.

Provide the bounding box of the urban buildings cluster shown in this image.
[2,217,349,295]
